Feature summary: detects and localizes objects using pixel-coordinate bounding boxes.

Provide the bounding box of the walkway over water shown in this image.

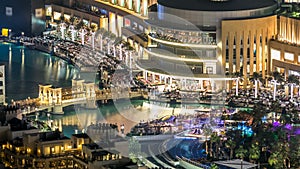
[13,79,147,114]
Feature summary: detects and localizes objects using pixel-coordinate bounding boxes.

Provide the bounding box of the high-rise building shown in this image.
[0,0,46,36]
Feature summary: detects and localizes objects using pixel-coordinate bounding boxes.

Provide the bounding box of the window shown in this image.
[206,67,213,74]
[271,48,280,61]
[35,8,43,18]
[5,7,12,16]
[284,52,294,61]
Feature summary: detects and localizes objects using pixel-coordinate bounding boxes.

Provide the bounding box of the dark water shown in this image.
[0,42,78,101]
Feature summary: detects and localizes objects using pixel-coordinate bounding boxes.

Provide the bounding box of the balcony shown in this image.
[121,27,148,47]
[145,48,218,63]
[149,33,217,48]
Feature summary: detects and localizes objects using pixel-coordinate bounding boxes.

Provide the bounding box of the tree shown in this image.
[210,132,220,159]
[235,145,248,160]
[250,72,263,98]
[225,139,236,160]
[248,143,260,163]
[203,124,213,155]
[268,152,281,169]
[90,24,96,31]
[76,20,85,30]
[69,16,76,24]
[210,163,219,169]
[287,74,299,99]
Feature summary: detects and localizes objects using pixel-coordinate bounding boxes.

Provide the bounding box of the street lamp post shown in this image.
[91,31,95,50]
[241,159,243,169]
[119,44,123,61]
[69,25,77,42]
[271,80,280,101]
[79,28,87,45]
[60,23,67,40]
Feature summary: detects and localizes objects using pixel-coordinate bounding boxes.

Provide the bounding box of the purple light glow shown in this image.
[294,128,300,135]
[273,121,280,127]
[284,124,292,130]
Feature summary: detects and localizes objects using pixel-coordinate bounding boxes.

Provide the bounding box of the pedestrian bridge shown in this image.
[12,79,147,114]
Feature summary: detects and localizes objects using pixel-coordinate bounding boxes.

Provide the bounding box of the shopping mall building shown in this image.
[2,0,300,90]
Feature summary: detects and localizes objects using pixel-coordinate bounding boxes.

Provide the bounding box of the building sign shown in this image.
[5,7,12,16]
[45,5,52,16]
[1,29,9,37]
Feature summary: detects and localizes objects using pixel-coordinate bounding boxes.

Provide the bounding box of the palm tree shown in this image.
[210,163,219,169]
[268,152,281,169]
[287,74,299,99]
[75,20,84,30]
[250,72,263,98]
[248,143,260,163]
[69,16,75,25]
[235,145,248,160]
[210,132,220,159]
[203,125,213,155]
[225,139,236,160]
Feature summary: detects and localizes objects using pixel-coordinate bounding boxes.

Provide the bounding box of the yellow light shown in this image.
[2,28,9,37]
[27,148,31,153]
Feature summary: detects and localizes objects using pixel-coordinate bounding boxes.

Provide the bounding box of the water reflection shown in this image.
[0,43,78,101]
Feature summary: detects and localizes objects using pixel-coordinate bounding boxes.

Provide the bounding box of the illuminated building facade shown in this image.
[136,0,278,90]
[0,0,46,36]
[270,15,300,77]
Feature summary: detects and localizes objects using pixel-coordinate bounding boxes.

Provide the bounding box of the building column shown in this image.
[199,80,204,90]
[152,73,155,82]
[144,71,147,81]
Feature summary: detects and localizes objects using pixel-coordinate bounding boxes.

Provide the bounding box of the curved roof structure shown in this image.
[157,0,277,11]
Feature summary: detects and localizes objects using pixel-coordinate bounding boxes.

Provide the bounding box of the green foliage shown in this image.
[249,143,260,162]
[287,74,299,85]
[235,145,248,159]
[225,139,236,160]
[272,71,284,82]
[210,163,219,169]
[268,152,281,168]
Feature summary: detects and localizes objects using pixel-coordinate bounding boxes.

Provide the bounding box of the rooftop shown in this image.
[72,133,90,139]
[214,159,258,169]
[158,0,277,11]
